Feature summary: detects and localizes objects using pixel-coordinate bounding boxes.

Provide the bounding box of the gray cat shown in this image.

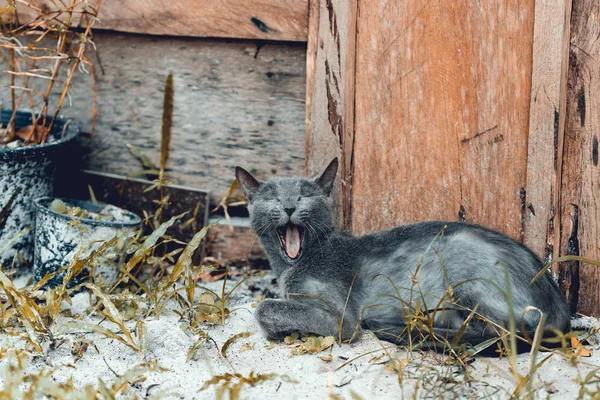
[235,158,570,351]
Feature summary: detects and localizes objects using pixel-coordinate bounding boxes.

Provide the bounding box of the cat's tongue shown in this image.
[285,224,301,259]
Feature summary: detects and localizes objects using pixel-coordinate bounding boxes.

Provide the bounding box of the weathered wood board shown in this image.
[305,0,357,229]
[0,33,307,203]
[350,0,534,239]
[559,0,600,315]
[523,0,572,262]
[12,0,309,42]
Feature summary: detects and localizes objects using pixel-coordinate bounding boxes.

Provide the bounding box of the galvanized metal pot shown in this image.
[0,109,79,271]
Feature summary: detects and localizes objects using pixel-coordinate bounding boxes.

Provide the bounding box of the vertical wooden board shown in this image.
[524,0,572,262]
[560,0,600,316]
[305,0,357,228]
[351,0,534,238]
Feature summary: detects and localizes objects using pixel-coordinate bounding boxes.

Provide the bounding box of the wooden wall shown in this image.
[2,0,309,264]
[75,34,307,204]
[307,0,600,316]
[2,1,309,204]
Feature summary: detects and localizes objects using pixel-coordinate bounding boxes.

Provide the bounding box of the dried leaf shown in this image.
[15,124,47,144]
[290,335,336,356]
[239,342,256,352]
[198,371,297,399]
[163,222,217,290]
[83,283,138,351]
[199,292,215,305]
[136,320,148,355]
[571,336,593,357]
[221,332,254,358]
[349,390,365,400]
[59,320,139,352]
[284,331,300,344]
[127,143,158,171]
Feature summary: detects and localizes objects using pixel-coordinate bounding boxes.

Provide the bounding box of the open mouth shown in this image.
[277,223,305,260]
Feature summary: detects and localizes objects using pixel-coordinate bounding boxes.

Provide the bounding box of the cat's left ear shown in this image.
[235,167,263,201]
[313,157,338,196]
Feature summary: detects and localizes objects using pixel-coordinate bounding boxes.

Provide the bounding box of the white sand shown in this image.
[1,273,600,399]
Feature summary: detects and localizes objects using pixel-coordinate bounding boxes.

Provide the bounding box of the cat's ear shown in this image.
[313,157,338,196]
[235,167,263,200]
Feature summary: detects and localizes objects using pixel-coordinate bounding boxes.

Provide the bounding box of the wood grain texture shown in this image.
[524,0,572,262]
[560,0,600,316]
[305,0,357,229]
[0,33,307,203]
[351,1,534,239]
[13,0,309,42]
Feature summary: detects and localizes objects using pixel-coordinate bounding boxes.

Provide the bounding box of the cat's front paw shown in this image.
[254,299,293,339]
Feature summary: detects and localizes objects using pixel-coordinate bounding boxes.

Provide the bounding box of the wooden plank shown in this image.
[0,33,307,203]
[350,0,534,239]
[205,218,266,263]
[305,0,357,229]
[559,0,600,316]
[12,0,309,42]
[524,0,572,264]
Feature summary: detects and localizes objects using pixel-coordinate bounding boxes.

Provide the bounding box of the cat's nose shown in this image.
[284,207,296,216]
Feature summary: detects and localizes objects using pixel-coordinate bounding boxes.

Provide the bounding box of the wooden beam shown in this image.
[560,0,600,316]
[12,0,309,42]
[305,0,357,229]
[350,0,535,238]
[524,0,572,264]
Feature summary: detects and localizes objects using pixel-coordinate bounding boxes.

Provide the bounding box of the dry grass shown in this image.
[1,0,102,144]
[2,214,600,398]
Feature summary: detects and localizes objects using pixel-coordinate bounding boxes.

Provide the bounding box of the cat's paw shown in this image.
[254,299,291,339]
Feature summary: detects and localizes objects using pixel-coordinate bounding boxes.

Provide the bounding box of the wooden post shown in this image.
[560,0,600,315]
[305,0,357,229]
[524,0,572,266]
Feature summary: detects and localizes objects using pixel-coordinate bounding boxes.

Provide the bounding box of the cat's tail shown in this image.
[368,325,568,356]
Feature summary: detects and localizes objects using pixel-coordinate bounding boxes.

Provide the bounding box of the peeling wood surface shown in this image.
[0,33,307,203]
[305,0,357,229]
[13,0,309,42]
[524,0,572,261]
[350,0,535,238]
[560,0,600,316]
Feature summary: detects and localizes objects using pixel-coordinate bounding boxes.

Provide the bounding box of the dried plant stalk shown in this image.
[1,0,102,144]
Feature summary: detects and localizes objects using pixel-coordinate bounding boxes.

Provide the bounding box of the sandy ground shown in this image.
[2,273,600,399]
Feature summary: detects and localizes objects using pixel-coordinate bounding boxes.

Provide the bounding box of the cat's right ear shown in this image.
[235,167,263,201]
[313,157,338,196]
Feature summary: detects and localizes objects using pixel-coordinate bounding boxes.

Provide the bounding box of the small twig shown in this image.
[102,356,119,377]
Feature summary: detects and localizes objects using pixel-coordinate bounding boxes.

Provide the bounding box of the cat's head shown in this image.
[235,158,338,264]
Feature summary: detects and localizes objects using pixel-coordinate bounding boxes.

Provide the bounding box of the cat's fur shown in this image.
[235,158,571,350]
